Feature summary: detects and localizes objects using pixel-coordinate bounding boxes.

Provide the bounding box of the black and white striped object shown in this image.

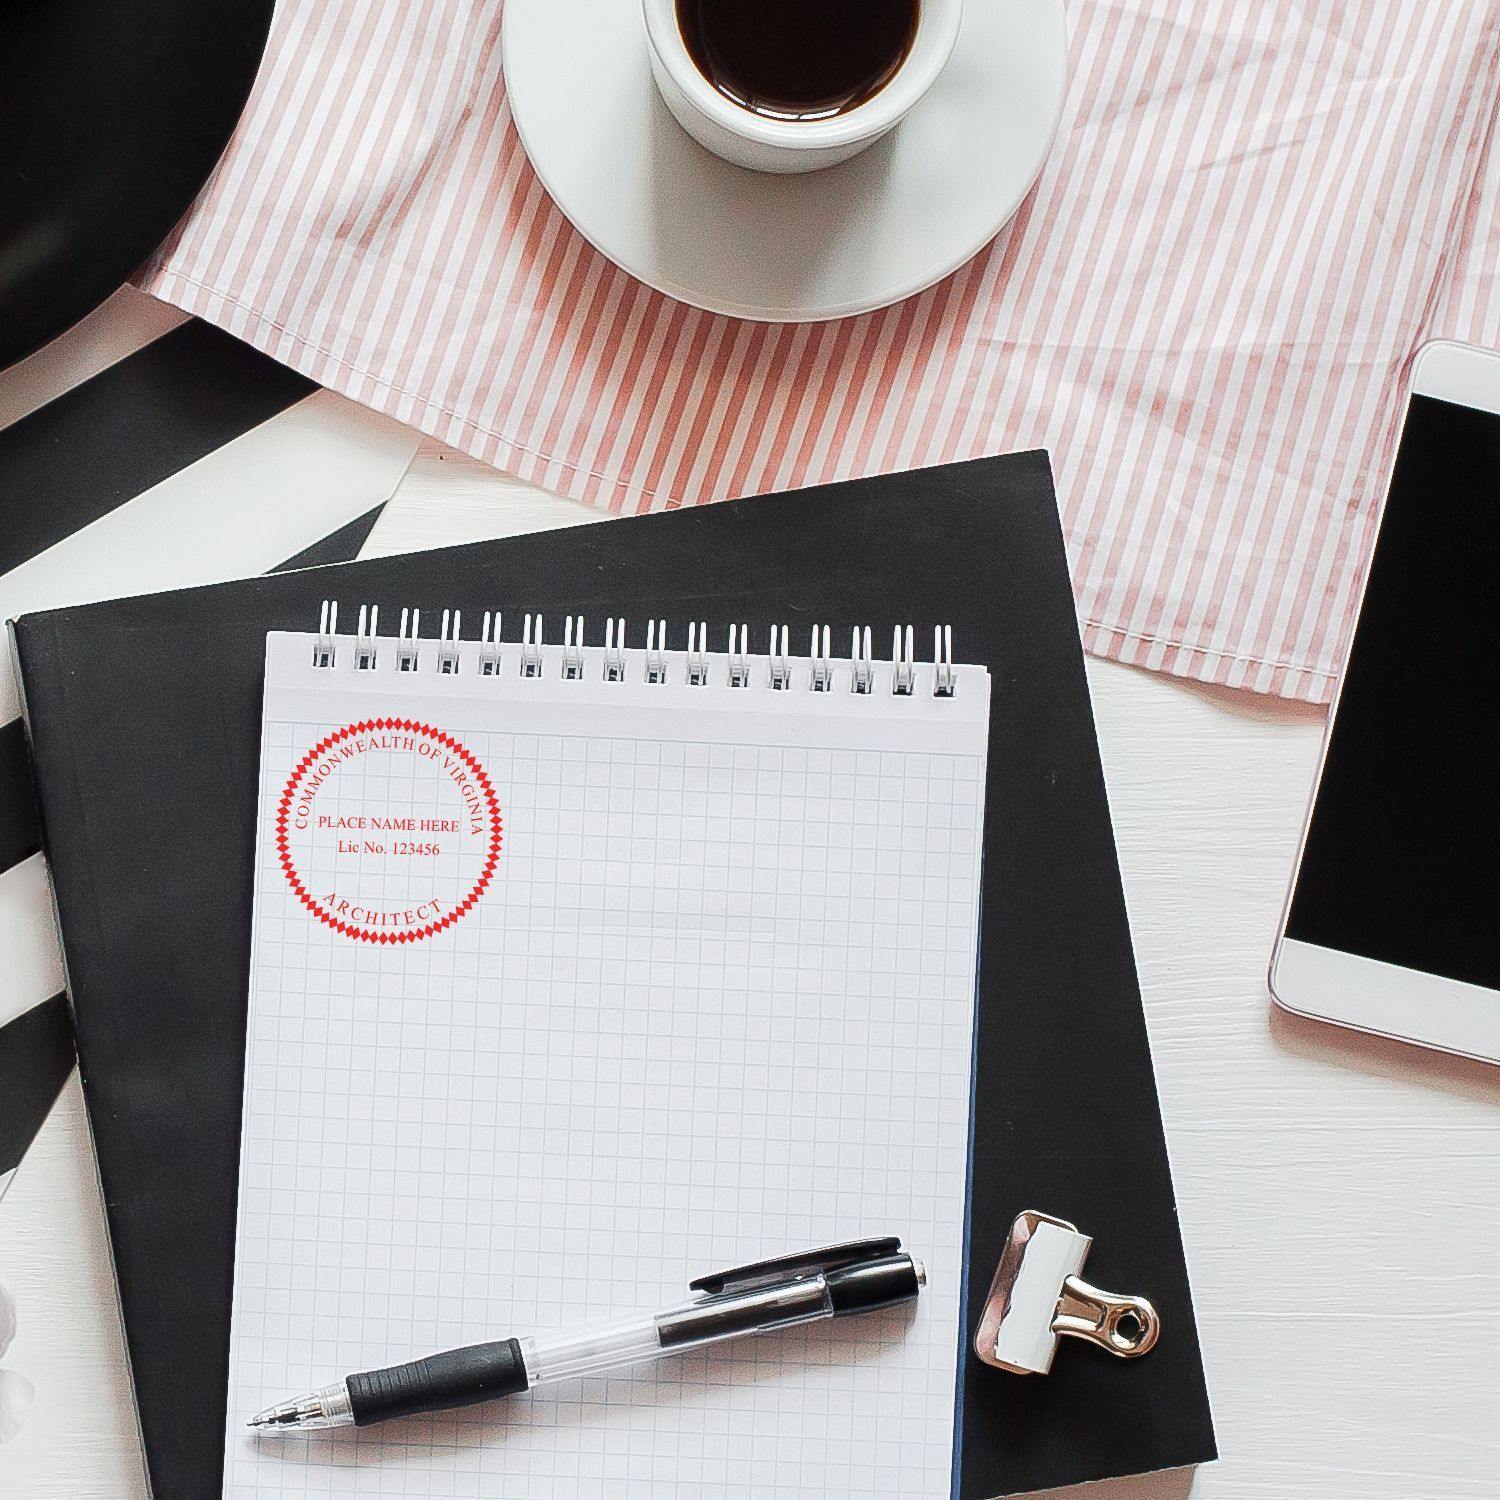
[0,995,72,1204]
[0,292,418,1075]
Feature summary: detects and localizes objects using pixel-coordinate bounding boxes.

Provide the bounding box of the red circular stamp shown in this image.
[275,718,502,943]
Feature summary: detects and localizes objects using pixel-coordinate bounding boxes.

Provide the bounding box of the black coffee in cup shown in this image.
[675,0,921,123]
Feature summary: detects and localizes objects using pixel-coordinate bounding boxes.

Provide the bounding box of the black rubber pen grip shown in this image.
[347,1338,529,1425]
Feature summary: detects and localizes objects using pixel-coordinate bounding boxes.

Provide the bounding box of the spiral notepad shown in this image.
[227,605,991,1499]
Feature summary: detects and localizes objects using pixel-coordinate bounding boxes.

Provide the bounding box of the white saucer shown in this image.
[502,0,1068,323]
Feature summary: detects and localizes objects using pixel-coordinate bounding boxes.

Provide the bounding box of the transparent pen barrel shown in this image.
[657,1279,832,1349]
[521,1313,664,1385]
[519,1278,834,1385]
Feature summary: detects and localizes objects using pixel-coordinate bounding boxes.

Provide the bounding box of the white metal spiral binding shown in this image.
[521,613,544,677]
[480,611,502,676]
[645,619,668,684]
[851,626,873,695]
[892,624,916,695]
[809,625,832,692]
[603,618,626,682]
[397,607,420,672]
[438,610,461,674]
[727,624,751,688]
[768,624,791,690]
[314,603,961,697]
[562,615,585,680]
[686,622,709,686]
[313,600,338,668]
[933,624,955,697]
[355,605,378,671]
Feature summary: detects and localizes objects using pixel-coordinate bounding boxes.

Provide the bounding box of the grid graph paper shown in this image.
[227,629,990,1500]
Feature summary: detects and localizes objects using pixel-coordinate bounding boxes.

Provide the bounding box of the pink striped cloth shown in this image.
[139,1,1500,702]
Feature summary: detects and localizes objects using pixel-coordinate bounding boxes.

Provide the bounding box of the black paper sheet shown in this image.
[11,451,1215,1496]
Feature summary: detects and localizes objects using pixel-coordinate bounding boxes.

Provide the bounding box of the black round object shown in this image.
[0,0,274,370]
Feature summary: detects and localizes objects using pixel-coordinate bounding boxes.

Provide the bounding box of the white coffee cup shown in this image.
[642,0,964,175]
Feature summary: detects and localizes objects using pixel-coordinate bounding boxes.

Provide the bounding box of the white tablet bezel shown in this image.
[1269,339,1500,1065]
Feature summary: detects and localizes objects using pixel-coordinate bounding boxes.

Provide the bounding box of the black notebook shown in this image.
[10,451,1215,1496]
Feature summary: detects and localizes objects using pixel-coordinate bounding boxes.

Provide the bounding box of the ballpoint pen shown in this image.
[249,1237,924,1432]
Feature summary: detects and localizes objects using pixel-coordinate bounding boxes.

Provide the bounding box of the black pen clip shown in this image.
[690,1237,904,1295]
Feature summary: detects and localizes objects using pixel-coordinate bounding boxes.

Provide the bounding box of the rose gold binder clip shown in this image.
[975,1211,1160,1375]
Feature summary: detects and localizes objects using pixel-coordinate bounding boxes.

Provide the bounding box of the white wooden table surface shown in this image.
[3,441,1499,1499]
